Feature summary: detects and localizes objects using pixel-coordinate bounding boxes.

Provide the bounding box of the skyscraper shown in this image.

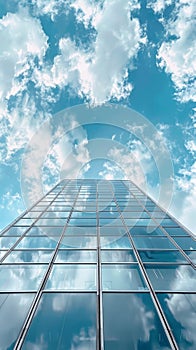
[0,179,195,350]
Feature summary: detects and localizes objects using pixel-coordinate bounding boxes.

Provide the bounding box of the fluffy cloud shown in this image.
[34,0,145,105]
[0,10,48,101]
[147,0,173,13]
[157,1,196,103]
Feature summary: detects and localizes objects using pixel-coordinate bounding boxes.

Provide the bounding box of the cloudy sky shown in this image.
[0,0,195,234]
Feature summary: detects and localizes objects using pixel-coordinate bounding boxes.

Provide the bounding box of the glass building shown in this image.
[0,179,195,350]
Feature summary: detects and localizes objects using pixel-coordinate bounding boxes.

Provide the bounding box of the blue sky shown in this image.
[0,0,195,234]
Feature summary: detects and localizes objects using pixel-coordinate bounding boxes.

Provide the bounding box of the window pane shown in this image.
[101,250,136,262]
[164,227,189,236]
[60,236,97,248]
[55,250,97,263]
[16,236,58,249]
[100,226,127,236]
[2,226,28,236]
[146,265,196,291]
[0,237,19,249]
[46,265,96,291]
[132,237,176,249]
[102,265,147,290]
[129,226,165,236]
[139,250,187,263]
[26,226,64,236]
[158,293,196,350]
[22,293,96,350]
[4,250,53,263]
[172,237,196,250]
[184,250,196,263]
[0,293,34,350]
[103,293,171,350]
[100,235,132,249]
[0,265,47,291]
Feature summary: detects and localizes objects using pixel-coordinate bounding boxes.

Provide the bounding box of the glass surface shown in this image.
[69,218,97,226]
[163,227,189,236]
[16,236,58,249]
[132,237,176,249]
[172,237,196,250]
[98,211,120,219]
[4,250,54,263]
[185,250,196,263]
[161,219,178,227]
[55,250,97,262]
[45,265,96,290]
[125,218,156,226]
[36,218,67,226]
[139,250,187,263]
[40,212,70,219]
[0,265,46,291]
[99,218,123,226]
[100,235,132,249]
[122,212,150,219]
[146,265,196,291]
[129,226,165,236]
[0,293,35,350]
[101,250,136,262]
[26,226,64,236]
[22,293,96,350]
[99,226,127,236]
[60,236,97,248]
[0,251,7,259]
[0,236,19,249]
[15,218,35,226]
[102,264,147,290]
[2,226,28,236]
[103,293,171,350]
[158,293,196,350]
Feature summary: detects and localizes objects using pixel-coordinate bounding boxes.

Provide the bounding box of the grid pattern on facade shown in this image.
[0,179,195,350]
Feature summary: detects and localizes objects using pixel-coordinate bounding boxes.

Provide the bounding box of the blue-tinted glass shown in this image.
[22,293,96,350]
[46,265,96,291]
[139,250,187,263]
[26,226,63,236]
[122,212,150,219]
[36,218,67,226]
[40,212,69,219]
[103,293,171,350]
[15,218,35,226]
[129,226,165,236]
[4,250,53,263]
[101,250,136,262]
[161,219,178,227]
[23,212,42,219]
[102,265,147,290]
[16,236,58,249]
[98,211,120,219]
[0,251,7,259]
[163,227,189,236]
[60,236,97,248]
[101,235,132,249]
[55,250,97,262]
[0,293,34,350]
[184,250,196,263]
[0,236,19,249]
[2,226,28,236]
[0,265,46,291]
[173,237,196,250]
[100,226,127,236]
[158,293,196,350]
[133,237,176,249]
[125,218,156,226]
[99,218,123,226]
[69,218,97,226]
[146,265,196,291]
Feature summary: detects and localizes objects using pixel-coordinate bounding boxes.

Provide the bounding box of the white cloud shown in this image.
[157,1,196,103]
[147,0,173,13]
[0,10,48,101]
[34,0,145,105]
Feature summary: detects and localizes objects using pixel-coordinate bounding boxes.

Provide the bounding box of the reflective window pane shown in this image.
[16,236,58,249]
[4,250,53,263]
[132,237,176,249]
[146,265,196,291]
[26,226,63,236]
[158,293,196,350]
[103,293,171,349]
[129,226,165,236]
[22,293,96,350]
[46,265,96,291]
[0,265,47,291]
[164,227,189,236]
[0,293,35,350]
[184,250,196,263]
[2,226,28,236]
[0,237,19,249]
[139,250,187,263]
[101,250,136,262]
[172,237,196,250]
[101,235,132,249]
[100,226,127,236]
[60,236,97,248]
[55,250,97,263]
[102,265,147,290]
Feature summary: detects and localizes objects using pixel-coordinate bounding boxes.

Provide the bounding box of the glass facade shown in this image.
[0,179,195,350]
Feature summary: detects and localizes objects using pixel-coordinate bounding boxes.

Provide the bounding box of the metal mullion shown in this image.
[113,182,179,350]
[0,183,70,264]
[96,181,104,350]
[123,181,196,268]
[127,179,196,239]
[14,180,81,350]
